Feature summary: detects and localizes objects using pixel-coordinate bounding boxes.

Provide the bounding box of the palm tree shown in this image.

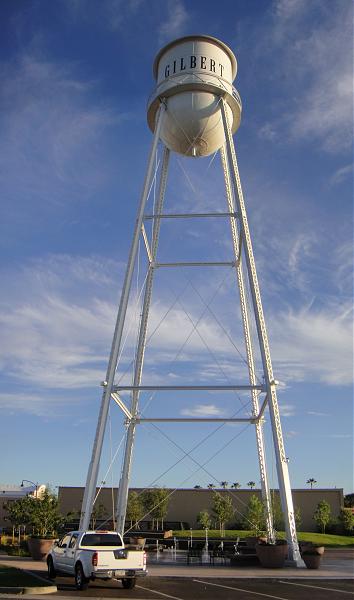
[231,482,241,489]
[220,481,228,489]
[247,481,256,490]
[306,478,317,489]
[207,483,216,489]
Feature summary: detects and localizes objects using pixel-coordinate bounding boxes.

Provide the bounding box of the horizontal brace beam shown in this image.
[113,385,265,392]
[155,261,235,267]
[137,417,254,424]
[144,212,238,220]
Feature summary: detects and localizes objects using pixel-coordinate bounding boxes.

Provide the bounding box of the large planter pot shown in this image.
[27,538,55,561]
[129,537,146,548]
[256,541,288,568]
[302,553,322,569]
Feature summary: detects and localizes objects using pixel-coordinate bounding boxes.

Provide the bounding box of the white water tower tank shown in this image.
[147,35,242,157]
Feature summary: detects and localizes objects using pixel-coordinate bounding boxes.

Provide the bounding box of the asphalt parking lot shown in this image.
[38,574,354,599]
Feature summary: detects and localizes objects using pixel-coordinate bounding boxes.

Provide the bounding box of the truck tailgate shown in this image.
[96,549,146,570]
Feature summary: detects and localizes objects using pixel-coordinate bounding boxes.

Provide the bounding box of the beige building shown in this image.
[57,486,344,533]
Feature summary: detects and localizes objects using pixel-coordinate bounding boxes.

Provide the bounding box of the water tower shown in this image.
[80,35,302,565]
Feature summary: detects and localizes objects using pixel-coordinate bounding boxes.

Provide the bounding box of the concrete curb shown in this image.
[0,586,57,595]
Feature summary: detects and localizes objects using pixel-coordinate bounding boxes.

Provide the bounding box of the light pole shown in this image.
[21,480,38,498]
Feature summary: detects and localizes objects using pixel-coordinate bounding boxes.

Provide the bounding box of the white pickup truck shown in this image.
[47,530,147,590]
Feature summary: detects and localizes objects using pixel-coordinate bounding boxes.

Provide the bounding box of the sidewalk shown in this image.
[1,548,353,580]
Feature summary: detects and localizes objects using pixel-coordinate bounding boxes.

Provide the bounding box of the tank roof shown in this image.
[153,34,237,80]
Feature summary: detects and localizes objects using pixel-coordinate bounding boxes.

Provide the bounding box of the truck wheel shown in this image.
[75,564,89,590]
[47,557,56,580]
[122,578,136,589]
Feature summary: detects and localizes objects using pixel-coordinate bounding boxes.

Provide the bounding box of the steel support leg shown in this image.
[115,146,170,535]
[220,99,302,565]
[220,144,275,543]
[79,103,166,532]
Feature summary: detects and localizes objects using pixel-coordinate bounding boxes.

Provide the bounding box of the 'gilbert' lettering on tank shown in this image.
[164,55,225,78]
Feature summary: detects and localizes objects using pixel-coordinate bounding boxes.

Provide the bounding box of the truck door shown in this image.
[54,534,72,571]
[61,532,79,573]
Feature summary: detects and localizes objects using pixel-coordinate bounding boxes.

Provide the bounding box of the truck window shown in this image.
[81,533,123,547]
[69,534,78,548]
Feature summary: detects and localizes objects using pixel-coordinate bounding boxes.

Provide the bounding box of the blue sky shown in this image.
[0,0,353,502]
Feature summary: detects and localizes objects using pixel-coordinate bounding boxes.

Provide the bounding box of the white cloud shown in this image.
[65,0,143,31]
[285,430,299,438]
[278,403,296,417]
[330,164,353,186]
[307,411,330,417]
[0,53,125,216]
[158,0,188,44]
[256,0,353,153]
[269,303,353,385]
[180,404,224,417]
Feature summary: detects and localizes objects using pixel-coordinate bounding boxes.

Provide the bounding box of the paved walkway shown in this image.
[1,548,353,580]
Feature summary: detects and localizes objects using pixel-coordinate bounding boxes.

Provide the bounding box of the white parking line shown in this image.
[193,579,290,600]
[279,580,354,595]
[136,584,185,600]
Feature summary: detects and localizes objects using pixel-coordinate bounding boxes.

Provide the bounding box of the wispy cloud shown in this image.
[65,0,143,31]
[180,404,224,417]
[307,411,330,417]
[0,52,126,228]
[158,0,189,44]
[257,0,353,153]
[330,164,353,186]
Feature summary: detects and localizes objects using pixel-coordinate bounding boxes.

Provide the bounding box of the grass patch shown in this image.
[0,564,50,587]
[172,529,354,547]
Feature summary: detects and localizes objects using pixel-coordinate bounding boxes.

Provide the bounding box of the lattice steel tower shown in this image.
[80,35,302,566]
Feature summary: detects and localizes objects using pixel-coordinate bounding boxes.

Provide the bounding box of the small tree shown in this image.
[271,494,284,530]
[244,494,265,536]
[141,488,169,530]
[295,506,302,531]
[339,508,354,533]
[194,485,202,489]
[6,490,65,538]
[212,492,234,537]
[126,492,143,529]
[313,500,331,533]
[207,483,216,489]
[247,481,256,490]
[306,478,317,489]
[197,510,211,530]
[220,481,228,489]
[231,482,241,489]
[344,494,354,508]
[90,503,107,530]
